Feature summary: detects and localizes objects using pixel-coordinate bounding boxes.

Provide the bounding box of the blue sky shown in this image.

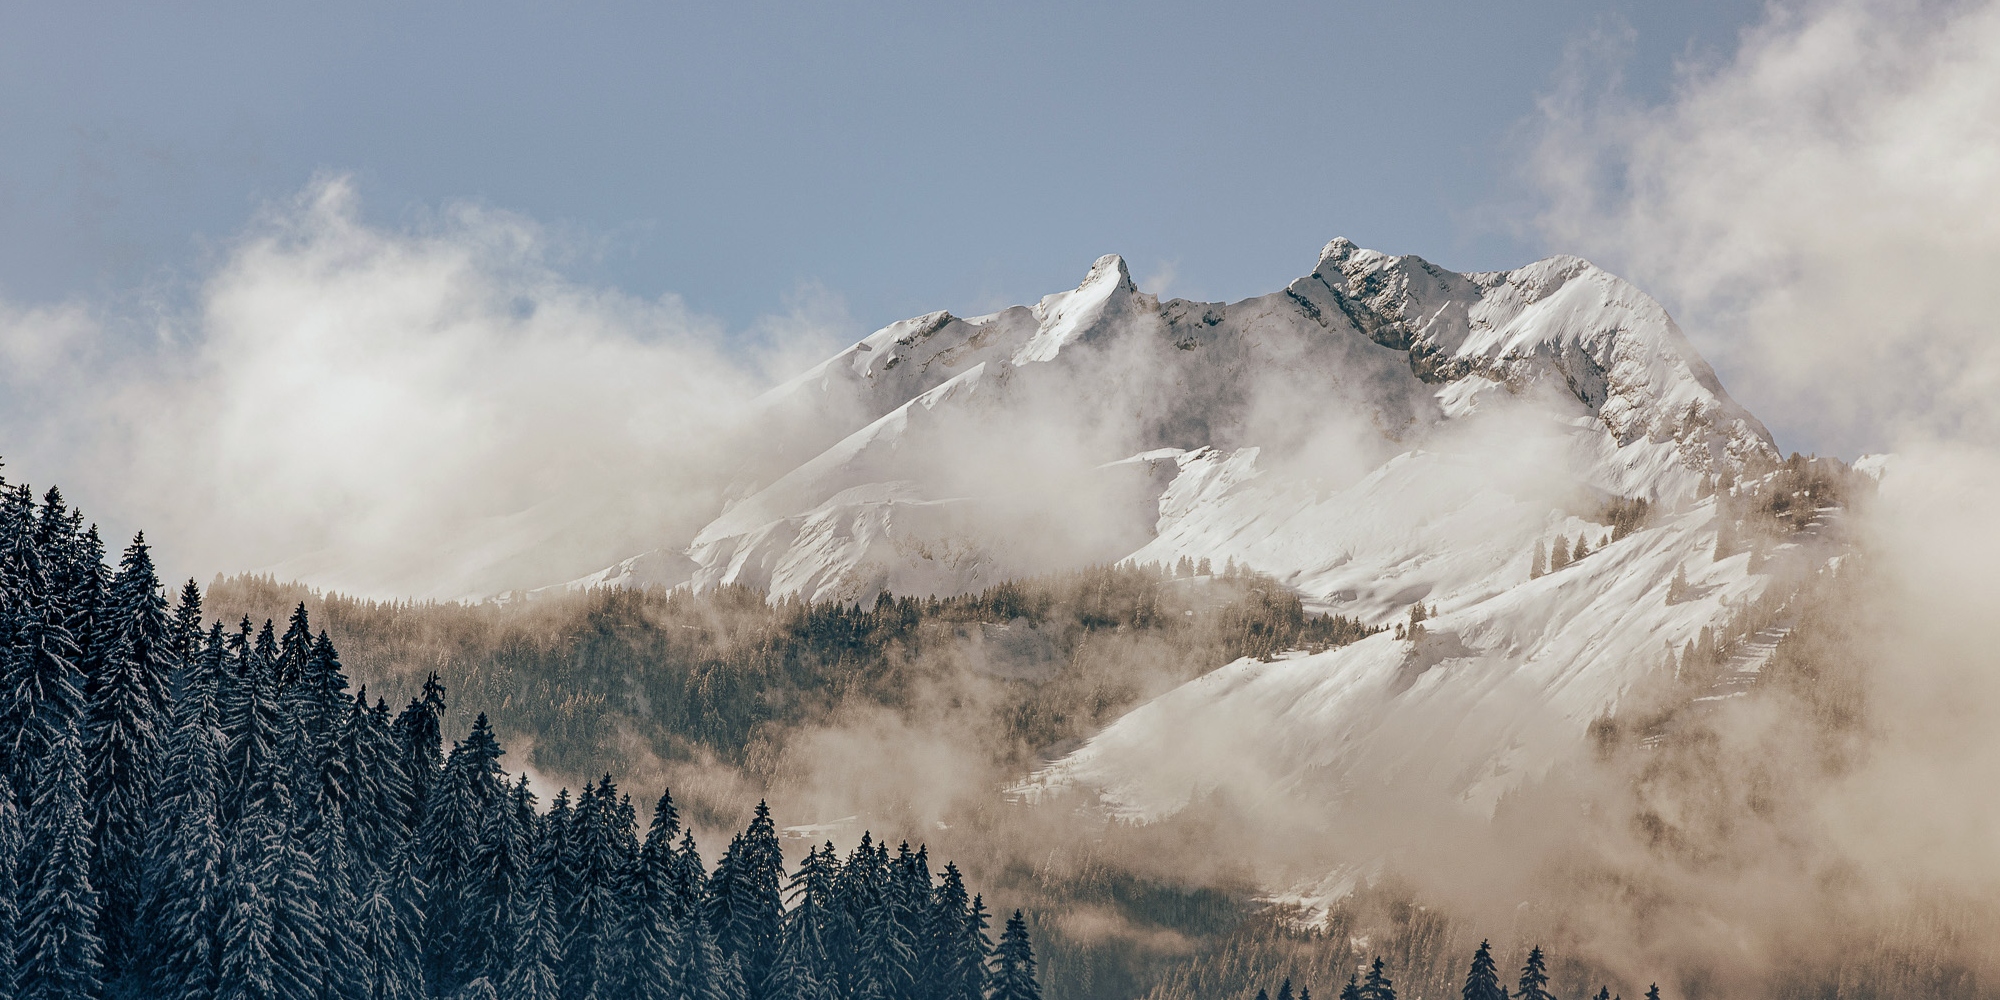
[1,1,1762,334]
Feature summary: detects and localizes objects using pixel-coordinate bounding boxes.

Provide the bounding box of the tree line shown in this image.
[0,473,1038,1000]
[1249,941,1666,1000]
[206,562,1377,784]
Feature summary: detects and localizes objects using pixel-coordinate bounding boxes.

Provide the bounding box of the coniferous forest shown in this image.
[0,474,1041,1000]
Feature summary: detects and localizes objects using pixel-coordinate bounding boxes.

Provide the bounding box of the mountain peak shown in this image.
[1318,236,1360,266]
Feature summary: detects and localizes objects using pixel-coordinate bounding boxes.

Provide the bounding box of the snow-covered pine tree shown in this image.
[673,826,707,922]
[169,579,204,672]
[0,493,86,797]
[924,862,972,1000]
[18,722,103,1000]
[0,782,21,1000]
[832,833,886,1000]
[464,778,532,991]
[89,532,177,989]
[355,846,425,1000]
[561,777,632,1000]
[1667,564,1689,604]
[395,673,446,829]
[421,714,507,996]
[706,802,783,997]
[222,619,281,826]
[616,790,685,1000]
[678,908,747,1000]
[142,620,228,1000]
[766,843,838,1000]
[946,886,992,1000]
[988,910,1040,1000]
[312,800,367,1000]
[502,864,560,1000]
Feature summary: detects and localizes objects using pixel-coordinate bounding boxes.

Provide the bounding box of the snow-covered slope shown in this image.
[571,239,1824,842]
[584,239,1773,604]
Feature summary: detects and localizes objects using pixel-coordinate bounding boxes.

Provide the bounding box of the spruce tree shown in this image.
[1531,540,1545,579]
[767,844,838,1000]
[561,777,630,1000]
[1361,958,1395,1000]
[88,532,176,989]
[1645,986,1661,1000]
[1461,940,1505,1000]
[355,847,425,1000]
[1516,946,1552,1000]
[616,790,684,1000]
[502,867,560,1000]
[989,910,1040,1000]
[707,802,783,997]
[395,673,446,828]
[143,620,228,1000]
[679,910,747,1000]
[1338,975,1361,1000]
[18,722,103,1000]
[0,783,20,1000]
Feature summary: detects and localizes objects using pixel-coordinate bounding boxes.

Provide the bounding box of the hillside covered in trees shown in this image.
[207,563,1376,787]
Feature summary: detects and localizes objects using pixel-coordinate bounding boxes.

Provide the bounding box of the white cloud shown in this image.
[1536,0,2000,457]
[0,175,798,597]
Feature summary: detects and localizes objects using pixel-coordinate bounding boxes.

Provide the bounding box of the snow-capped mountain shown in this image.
[580,239,1826,838]
[587,239,1772,600]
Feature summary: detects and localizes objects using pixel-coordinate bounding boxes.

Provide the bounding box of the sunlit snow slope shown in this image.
[585,239,1822,823]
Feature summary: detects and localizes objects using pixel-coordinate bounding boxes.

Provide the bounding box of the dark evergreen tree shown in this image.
[88,532,176,990]
[356,846,425,1000]
[1462,940,1506,1000]
[170,579,205,670]
[1645,986,1661,1000]
[1361,958,1395,1000]
[18,722,104,1000]
[395,674,447,828]
[989,911,1039,1000]
[561,777,630,1000]
[0,519,85,796]
[143,620,228,1000]
[314,801,367,1000]
[767,843,838,1000]
[1515,947,1552,1000]
[1338,974,1362,1000]
[0,784,21,1000]
[953,893,993,1000]
[615,790,684,1000]
[502,867,560,1000]
[928,863,984,1000]
[707,801,782,997]
[421,714,506,997]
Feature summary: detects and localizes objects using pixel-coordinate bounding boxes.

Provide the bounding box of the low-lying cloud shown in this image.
[1528,0,2000,986]
[1,175,854,597]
